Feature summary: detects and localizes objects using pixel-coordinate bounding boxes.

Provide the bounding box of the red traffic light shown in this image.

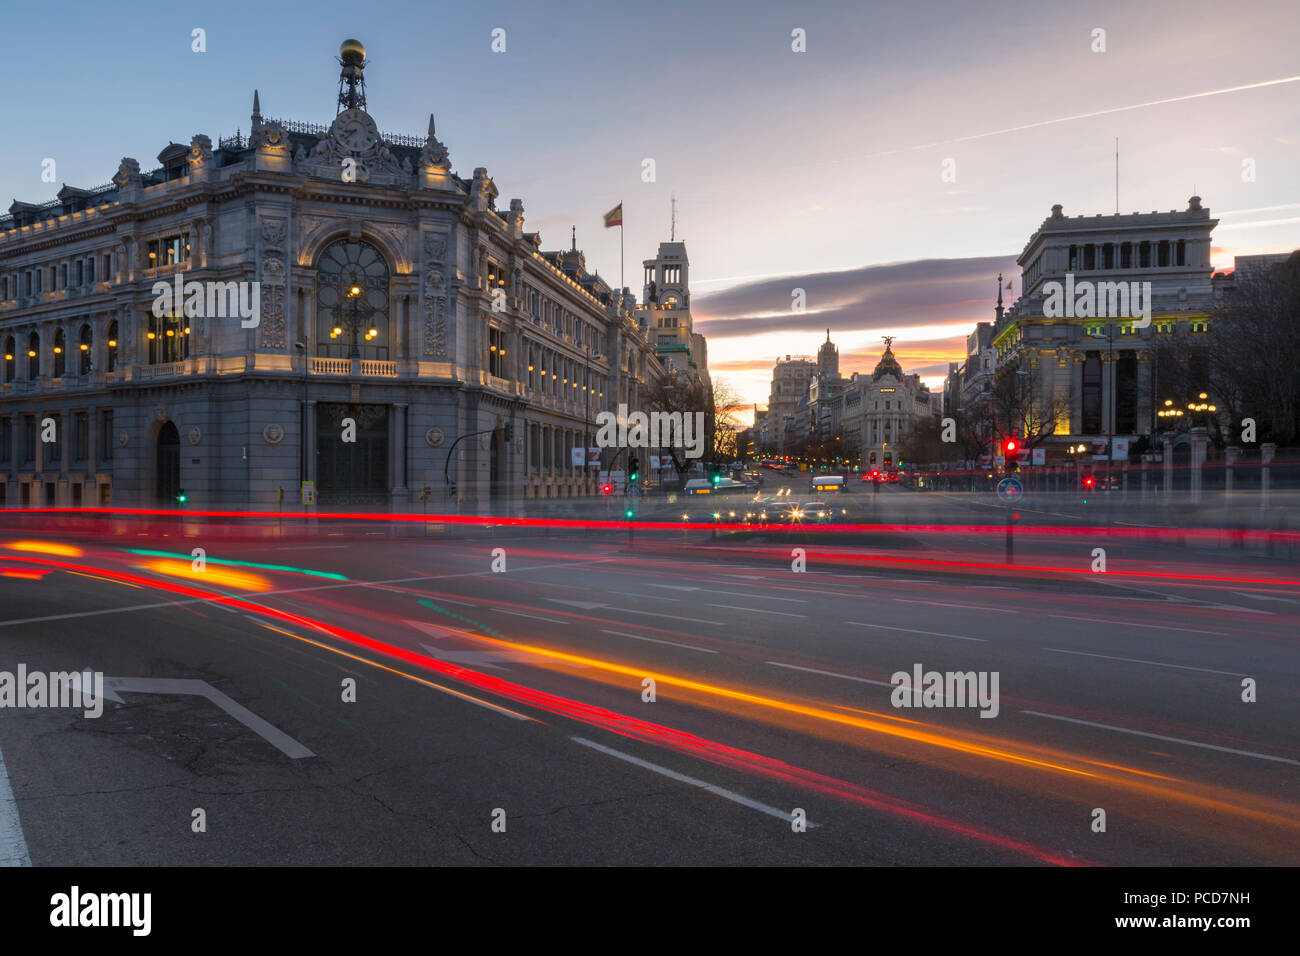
[1005,439,1018,454]
[602,483,612,495]
[1083,476,1095,488]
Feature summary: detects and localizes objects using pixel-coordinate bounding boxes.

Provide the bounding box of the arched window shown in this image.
[53,328,66,377]
[315,239,391,359]
[79,323,93,375]
[3,337,13,383]
[27,332,40,379]
[106,320,119,372]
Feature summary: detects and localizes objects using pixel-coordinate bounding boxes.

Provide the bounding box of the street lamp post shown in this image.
[329,283,380,369]
[584,342,592,496]
[294,341,307,509]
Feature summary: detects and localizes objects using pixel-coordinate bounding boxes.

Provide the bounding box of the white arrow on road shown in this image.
[101,677,314,759]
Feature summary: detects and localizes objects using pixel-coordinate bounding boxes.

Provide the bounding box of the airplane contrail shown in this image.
[855,74,1300,161]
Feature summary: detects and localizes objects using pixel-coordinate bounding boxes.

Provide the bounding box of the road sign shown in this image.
[300,481,315,505]
[626,481,641,498]
[1031,448,1045,466]
[1110,438,1130,461]
[996,476,1023,503]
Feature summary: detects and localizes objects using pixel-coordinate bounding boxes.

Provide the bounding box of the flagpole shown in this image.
[619,201,624,294]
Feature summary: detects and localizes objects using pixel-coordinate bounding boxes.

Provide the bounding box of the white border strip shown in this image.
[572,737,815,826]
[0,744,31,867]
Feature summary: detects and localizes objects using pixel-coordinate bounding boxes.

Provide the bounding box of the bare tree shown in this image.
[1152,251,1300,446]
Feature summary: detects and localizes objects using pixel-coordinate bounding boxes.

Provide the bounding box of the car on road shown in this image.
[799,500,845,523]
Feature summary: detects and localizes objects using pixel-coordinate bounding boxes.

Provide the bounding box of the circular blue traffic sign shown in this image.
[996,477,1023,503]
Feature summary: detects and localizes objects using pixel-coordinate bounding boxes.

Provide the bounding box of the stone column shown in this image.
[1260,442,1276,511]
[87,403,98,480]
[304,400,317,488]
[1224,445,1240,501]
[1189,426,1208,503]
[1162,432,1174,497]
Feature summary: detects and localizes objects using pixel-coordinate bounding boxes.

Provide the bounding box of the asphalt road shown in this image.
[0,489,1297,866]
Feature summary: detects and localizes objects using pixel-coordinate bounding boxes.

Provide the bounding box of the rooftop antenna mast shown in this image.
[1114,137,1119,214]
[670,194,677,241]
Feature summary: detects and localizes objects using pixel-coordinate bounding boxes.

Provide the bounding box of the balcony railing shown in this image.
[360,360,398,378]
[311,357,351,375]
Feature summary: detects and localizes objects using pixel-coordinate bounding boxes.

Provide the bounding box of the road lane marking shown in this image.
[700,590,807,603]
[765,661,894,688]
[846,621,986,642]
[0,744,31,867]
[705,604,807,618]
[1042,647,1247,677]
[600,629,718,654]
[1021,711,1300,766]
[647,584,806,603]
[892,598,1019,613]
[491,608,569,624]
[571,737,815,826]
[621,608,725,625]
[106,676,316,759]
[1047,614,1226,635]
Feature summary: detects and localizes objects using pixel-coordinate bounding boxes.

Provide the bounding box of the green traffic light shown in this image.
[625,509,634,518]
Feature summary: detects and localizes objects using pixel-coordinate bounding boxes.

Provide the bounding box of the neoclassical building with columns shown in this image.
[991,198,1218,457]
[0,39,666,510]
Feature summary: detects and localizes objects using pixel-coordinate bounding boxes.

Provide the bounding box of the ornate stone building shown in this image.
[839,339,933,469]
[0,40,666,509]
[993,198,1218,459]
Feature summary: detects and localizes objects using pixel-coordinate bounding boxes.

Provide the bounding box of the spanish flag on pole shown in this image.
[603,202,623,228]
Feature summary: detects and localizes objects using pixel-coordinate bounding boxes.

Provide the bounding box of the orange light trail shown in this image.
[5,540,83,557]
[133,558,271,592]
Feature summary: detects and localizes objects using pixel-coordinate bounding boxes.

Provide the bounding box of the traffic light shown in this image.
[711,473,721,485]
[1004,438,1018,454]
[176,489,187,504]
[628,456,639,481]
[602,483,613,495]
[624,507,635,518]
[1082,475,1095,490]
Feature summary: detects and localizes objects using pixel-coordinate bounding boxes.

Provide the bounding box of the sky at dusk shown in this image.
[4,0,1298,416]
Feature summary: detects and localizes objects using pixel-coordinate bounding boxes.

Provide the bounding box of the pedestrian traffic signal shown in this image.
[628,456,639,481]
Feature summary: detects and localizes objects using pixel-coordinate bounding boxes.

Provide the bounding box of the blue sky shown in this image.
[4,0,1298,406]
